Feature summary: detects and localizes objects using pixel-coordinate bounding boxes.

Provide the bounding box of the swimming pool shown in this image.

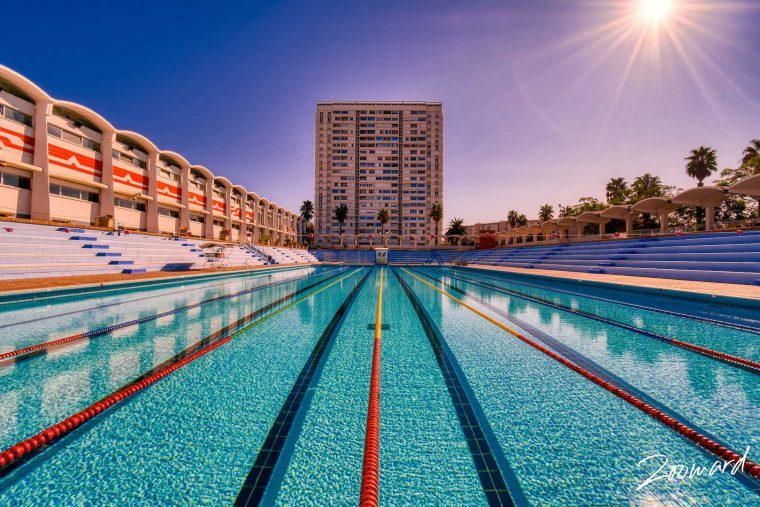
[0,265,757,505]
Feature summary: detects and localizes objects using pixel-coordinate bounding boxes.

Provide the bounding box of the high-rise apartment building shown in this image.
[314,102,443,247]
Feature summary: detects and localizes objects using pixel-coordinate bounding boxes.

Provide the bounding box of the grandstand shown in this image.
[458,231,760,285]
[0,222,315,280]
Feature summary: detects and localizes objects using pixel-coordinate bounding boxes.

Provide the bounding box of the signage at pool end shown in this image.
[636,446,751,491]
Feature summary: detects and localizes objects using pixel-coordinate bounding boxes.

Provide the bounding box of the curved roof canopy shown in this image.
[599,205,632,219]
[631,197,678,215]
[728,173,760,197]
[540,220,558,231]
[527,223,542,234]
[557,217,577,227]
[575,211,608,224]
[672,186,727,207]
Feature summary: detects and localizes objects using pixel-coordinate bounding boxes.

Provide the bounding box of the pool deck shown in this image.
[465,264,760,301]
[0,263,318,294]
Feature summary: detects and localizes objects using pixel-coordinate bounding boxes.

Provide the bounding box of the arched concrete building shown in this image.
[0,65,302,244]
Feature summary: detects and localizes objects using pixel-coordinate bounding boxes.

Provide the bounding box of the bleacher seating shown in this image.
[253,246,318,264]
[459,231,760,285]
[0,222,323,280]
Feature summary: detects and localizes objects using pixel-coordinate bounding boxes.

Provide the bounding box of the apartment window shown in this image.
[114,197,146,212]
[213,219,225,227]
[50,183,99,203]
[112,150,147,169]
[48,124,101,152]
[158,207,180,218]
[0,172,31,189]
[159,168,180,181]
[190,180,205,191]
[190,214,205,224]
[0,104,33,127]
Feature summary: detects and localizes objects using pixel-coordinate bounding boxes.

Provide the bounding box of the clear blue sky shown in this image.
[2,0,758,222]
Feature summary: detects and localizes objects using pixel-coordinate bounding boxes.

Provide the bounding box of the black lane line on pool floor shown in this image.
[393,267,528,507]
[411,267,760,494]
[234,268,372,507]
[448,266,760,335]
[0,267,355,480]
[0,266,344,366]
[430,268,759,375]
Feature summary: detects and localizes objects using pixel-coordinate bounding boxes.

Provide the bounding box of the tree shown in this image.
[430,201,443,245]
[605,177,629,205]
[299,200,314,223]
[507,210,519,229]
[516,213,528,227]
[538,204,554,222]
[334,204,349,237]
[629,173,666,202]
[300,200,314,244]
[685,145,718,187]
[445,217,467,245]
[740,138,760,175]
[376,208,390,245]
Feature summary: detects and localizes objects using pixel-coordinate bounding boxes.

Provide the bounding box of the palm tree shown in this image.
[629,173,665,202]
[516,214,529,227]
[741,139,760,175]
[429,201,443,245]
[605,177,629,205]
[300,200,314,222]
[685,146,718,187]
[507,210,519,229]
[445,217,467,245]
[376,208,390,245]
[334,204,349,238]
[538,204,554,222]
[300,200,314,244]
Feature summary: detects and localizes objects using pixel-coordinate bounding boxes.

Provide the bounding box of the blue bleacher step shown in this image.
[598,262,615,266]
[70,236,97,241]
[96,252,122,257]
[190,248,202,252]
[122,268,147,274]
[82,244,109,249]
[182,243,195,246]
[609,256,627,260]
[57,227,85,233]
[587,268,605,274]
[109,260,134,265]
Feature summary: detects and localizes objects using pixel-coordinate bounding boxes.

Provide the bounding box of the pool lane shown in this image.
[414,267,760,459]
[395,268,759,506]
[274,268,487,506]
[447,267,760,358]
[0,267,347,451]
[433,269,759,373]
[234,268,371,506]
[0,266,332,355]
[0,268,367,504]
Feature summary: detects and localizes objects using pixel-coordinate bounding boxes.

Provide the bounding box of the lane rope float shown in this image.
[450,267,760,335]
[0,267,343,365]
[360,267,383,507]
[428,268,760,374]
[401,269,760,483]
[0,268,362,476]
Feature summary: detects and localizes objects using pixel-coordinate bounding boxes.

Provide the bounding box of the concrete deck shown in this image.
[465,264,760,301]
[0,263,316,294]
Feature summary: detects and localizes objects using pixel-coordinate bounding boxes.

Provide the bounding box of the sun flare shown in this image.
[639,0,673,23]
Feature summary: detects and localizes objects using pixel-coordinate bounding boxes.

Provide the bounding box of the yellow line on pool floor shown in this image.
[401,268,526,340]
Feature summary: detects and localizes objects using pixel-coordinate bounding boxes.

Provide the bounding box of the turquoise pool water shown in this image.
[0,265,757,505]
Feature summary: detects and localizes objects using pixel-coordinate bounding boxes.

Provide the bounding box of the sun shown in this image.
[639,0,673,23]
